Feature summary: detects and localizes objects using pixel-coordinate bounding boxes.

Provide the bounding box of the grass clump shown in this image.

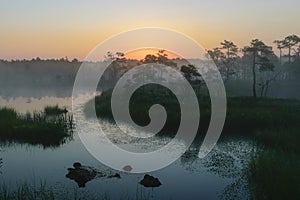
[0,182,150,200]
[248,129,300,200]
[0,182,93,200]
[44,105,68,116]
[0,107,73,147]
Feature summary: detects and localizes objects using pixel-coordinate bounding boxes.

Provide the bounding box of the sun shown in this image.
[124,48,182,60]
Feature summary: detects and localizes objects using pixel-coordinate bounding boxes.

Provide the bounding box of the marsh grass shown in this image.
[0,182,150,200]
[0,182,93,200]
[89,88,300,136]
[248,129,300,200]
[223,97,300,135]
[249,149,300,200]
[0,107,73,147]
[44,105,68,116]
[256,129,300,153]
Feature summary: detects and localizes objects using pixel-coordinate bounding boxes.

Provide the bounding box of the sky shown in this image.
[0,0,299,60]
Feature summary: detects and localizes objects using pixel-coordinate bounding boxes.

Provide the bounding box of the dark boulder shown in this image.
[66,162,97,187]
[139,174,162,187]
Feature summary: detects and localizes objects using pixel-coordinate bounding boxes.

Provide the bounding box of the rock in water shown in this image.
[66,162,97,187]
[122,165,132,172]
[73,162,81,169]
[139,174,162,187]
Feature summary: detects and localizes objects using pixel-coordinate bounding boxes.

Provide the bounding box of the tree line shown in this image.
[1,34,299,98]
[207,34,300,98]
[104,35,300,98]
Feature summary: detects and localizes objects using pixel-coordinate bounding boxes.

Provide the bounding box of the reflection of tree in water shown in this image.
[0,148,3,174]
[0,158,2,173]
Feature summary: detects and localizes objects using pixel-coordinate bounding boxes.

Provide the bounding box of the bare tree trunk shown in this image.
[227,47,230,59]
[264,81,270,97]
[288,47,291,63]
[252,51,257,98]
[260,83,265,97]
[279,48,282,65]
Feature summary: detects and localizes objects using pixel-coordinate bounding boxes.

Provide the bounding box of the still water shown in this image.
[0,87,255,200]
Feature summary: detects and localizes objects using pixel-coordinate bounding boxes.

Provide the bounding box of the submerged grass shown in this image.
[0,107,73,147]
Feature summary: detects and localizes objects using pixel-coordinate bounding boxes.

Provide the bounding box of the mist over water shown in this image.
[1,59,299,101]
[0,60,262,199]
[0,56,299,199]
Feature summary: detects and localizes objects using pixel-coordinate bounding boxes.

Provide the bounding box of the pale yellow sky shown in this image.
[0,0,299,60]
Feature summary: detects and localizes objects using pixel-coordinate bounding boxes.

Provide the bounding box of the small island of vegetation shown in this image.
[0,106,73,147]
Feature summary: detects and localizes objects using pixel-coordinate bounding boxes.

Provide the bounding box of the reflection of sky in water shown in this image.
[0,89,253,199]
[1,137,235,199]
[0,96,72,113]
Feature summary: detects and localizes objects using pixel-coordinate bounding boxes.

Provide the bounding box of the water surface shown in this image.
[0,87,254,199]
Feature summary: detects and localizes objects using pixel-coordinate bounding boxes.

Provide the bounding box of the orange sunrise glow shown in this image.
[124,48,181,60]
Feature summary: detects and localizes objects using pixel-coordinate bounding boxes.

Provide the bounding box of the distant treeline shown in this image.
[0,35,300,99]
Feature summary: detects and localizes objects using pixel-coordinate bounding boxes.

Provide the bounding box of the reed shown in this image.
[0,182,150,200]
[0,107,73,147]
[248,129,300,199]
